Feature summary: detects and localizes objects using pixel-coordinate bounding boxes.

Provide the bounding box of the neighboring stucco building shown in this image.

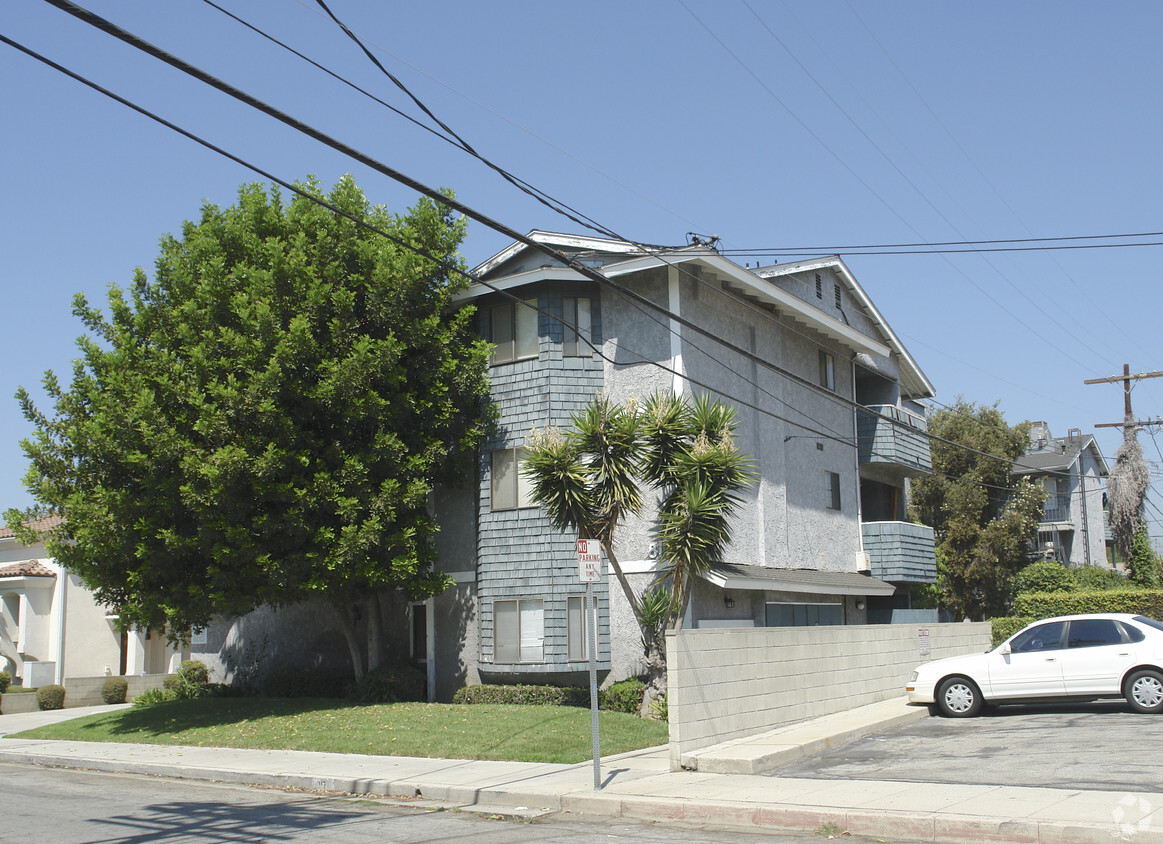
[419,232,938,695]
[1012,422,1110,568]
[0,515,184,686]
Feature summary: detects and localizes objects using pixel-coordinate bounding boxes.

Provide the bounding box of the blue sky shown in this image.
[2,1,1161,545]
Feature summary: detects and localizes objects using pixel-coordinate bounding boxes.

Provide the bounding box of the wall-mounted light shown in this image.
[724,595,735,609]
[855,599,866,611]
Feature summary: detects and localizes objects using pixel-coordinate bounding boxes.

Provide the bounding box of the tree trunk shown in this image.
[334,600,365,682]
[366,592,384,672]
[639,633,667,719]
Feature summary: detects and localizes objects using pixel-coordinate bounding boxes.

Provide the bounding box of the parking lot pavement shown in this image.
[771,701,1163,792]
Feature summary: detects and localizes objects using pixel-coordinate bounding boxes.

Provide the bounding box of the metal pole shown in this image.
[587,580,601,790]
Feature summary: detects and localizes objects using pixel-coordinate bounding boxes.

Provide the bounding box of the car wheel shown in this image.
[935,676,983,718]
[1125,669,1163,714]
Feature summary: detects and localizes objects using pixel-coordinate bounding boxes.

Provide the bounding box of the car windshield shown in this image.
[1133,615,1163,633]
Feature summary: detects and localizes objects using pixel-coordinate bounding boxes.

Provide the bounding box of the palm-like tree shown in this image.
[523,392,753,716]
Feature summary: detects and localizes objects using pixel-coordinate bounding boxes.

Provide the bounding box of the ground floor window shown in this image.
[567,595,600,660]
[410,603,428,663]
[494,598,544,662]
[765,601,843,627]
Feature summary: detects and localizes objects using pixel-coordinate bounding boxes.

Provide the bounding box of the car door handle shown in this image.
[1044,657,1056,662]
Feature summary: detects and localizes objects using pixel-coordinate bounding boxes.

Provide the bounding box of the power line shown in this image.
[9,5,1080,502]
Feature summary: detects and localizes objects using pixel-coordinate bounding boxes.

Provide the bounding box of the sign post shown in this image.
[577,538,602,790]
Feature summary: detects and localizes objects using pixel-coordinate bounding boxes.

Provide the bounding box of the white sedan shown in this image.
[907,613,1163,717]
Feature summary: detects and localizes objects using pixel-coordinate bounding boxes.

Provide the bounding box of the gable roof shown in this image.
[464,232,934,399]
[1011,425,1109,477]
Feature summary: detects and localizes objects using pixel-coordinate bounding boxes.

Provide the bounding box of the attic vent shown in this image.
[834,283,842,308]
[815,274,822,299]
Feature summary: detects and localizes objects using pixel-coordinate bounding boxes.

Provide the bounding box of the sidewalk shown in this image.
[1,702,1159,844]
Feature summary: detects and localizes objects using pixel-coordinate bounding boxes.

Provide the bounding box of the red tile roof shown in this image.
[0,514,65,541]
[0,560,56,578]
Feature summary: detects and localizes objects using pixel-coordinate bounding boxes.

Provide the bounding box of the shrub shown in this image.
[1014,588,1163,620]
[1072,564,1132,592]
[263,666,349,698]
[1013,561,1073,595]
[347,664,427,704]
[649,692,668,722]
[177,660,209,686]
[36,684,65,711]
[991,616,1033,647]
[600,678,645,714]
[101,676,129,704]
[133,687,173,706]
[0,670,10,695]
[452,683,588,706]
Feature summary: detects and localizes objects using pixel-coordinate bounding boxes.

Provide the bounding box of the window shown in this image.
[489,298,538,364]
[1010,621,1066,653]
[562,296,592,357]
[1067,619,1123,648]
[766,602,843,627]
[491,448,534,510]
[494,599,544,662]
[819,350,835,391]
[834,283,842,309]
[815,273,822,299]
[568,595,591,660]
[825,471,841,510]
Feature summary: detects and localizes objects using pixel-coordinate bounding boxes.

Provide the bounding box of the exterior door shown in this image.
[1058,618,1135,694]
[986,620,1067,698]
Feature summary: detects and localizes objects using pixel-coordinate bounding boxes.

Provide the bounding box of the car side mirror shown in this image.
[998,643,1011,656]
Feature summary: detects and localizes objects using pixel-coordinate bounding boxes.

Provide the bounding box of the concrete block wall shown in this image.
[667,622,991,767]
[0,674,169,713]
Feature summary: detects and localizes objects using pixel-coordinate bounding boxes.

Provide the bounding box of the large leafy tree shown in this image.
[8,176,492,679]
[523,392,754,716]
[909,399,1044,620]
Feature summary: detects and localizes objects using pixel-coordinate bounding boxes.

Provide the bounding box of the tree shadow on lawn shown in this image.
[70,697,354,739]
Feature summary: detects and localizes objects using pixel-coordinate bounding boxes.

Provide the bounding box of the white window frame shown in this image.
[491,447,535,511]
[561,296,592,357]
[819,350,836,391]
[489,298,538,364]
[494,598,544,663]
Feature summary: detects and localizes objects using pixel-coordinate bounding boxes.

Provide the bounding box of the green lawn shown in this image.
[12,698,668,764]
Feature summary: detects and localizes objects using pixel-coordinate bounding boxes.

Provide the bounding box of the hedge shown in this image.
[101,676,129,704]
[453,684,589,706]
[1014,589,1163,620]
[991,616,1033,647]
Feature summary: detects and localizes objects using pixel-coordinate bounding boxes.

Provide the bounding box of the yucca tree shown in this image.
[524,391,754,716]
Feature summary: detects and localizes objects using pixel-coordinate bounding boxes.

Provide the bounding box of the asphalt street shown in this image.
[774,701,1163,793]
[3,762,878,844]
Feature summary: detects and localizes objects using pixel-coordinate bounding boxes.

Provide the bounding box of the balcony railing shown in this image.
[861,521,936,583]
[857,405,932,476]
[1042,494,1071,523]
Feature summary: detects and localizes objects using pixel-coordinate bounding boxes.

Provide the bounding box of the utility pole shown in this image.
[1084,365,1163,565]
[1084,365,1163,434]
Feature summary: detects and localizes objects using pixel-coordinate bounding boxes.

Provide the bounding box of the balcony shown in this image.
[857,405,932,477]
[1041,493,1071,524]
[862,521,936,583]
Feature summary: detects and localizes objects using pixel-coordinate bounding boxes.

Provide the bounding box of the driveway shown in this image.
[772,701,1163,792]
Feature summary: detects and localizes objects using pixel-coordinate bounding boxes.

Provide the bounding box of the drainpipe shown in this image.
[851,358,864,557]
[1078,458,1091,566]
[668,265,684,396]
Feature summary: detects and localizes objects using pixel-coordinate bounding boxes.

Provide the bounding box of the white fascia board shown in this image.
[452,265,590,303]
[758,257,935,400]
[469,230,643,278]
[602,251,892,358]
[0,575,56,590]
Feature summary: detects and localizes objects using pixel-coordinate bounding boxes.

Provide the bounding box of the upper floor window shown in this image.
[491,448,535,510]
[825,471,841,510]
[562,296,592,357]
[490,298,538,364]
[819,351,836,391]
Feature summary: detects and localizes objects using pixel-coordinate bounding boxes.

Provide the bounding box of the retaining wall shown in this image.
[0,674,169,714]
[667,622,992,769]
